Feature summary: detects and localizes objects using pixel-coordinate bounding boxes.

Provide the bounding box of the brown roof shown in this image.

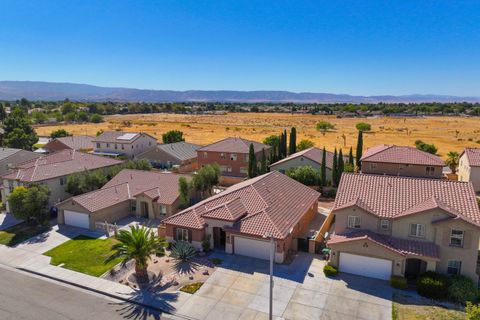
[328,230,440,259]
[462,148,480,167]
[45,135,94,151]
[92,131,156,143]
[361,144,444,166]
[3,150,122,182]
[60,169,186,212]
[197,137,270,154]
[334,173,480,225]
[270,147,350,169]
[163,171,320,239]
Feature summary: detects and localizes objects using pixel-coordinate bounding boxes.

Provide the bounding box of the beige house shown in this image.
[361,145,444,179]
[326,173,480,282]
[136,141,201,172]
[57,169,189,230]
[458,148,480,193]
[93,131,157,159]
[162,171,319,263]
[1,150,122,211]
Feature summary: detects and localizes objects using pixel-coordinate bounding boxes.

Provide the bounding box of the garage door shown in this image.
[64,210,90,229]
[339,253,392,280]
[234,236,272,260]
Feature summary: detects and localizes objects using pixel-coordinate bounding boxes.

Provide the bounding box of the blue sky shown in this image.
[1,0,479,96]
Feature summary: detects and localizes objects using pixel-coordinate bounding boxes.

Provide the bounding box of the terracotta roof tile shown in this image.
[463,148,480,167]
[270,147,349,169]
[334,173,480,224]
[361,144,444,166]
[197,137,270,154]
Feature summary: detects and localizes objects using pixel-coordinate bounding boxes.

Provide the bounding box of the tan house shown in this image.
[1,150,122,210]
[361,145,444,179]
[57,169,188,230]
[326,173,480,282]
[93,131,157,159]
[458,148,480,193]
[136,141,201,172]
[161,171,320,263]
[269,147,350,183]
[43,135,94,153]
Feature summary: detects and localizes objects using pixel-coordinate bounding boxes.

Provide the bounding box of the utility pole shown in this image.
[263,233,275,320]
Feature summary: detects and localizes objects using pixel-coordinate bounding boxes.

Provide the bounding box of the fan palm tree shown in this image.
[106,225,167,282]
[170,241,198,274]
[445,151,460,175]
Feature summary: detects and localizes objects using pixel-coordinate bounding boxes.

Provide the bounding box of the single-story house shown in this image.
[56,169,189,230]
[136,141,201,172]
[161,171,320,263]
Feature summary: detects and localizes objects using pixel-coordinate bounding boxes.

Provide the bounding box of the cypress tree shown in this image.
[332,148,338,187]
[260,148,267,174]
[321,147,327,186]
[338,149,345,185]
[348,147,354,165]
[248,143,257,178]
[282,129,288,158]
[356,131,363,170]
[278,132,284,160]
[289,127,297,155]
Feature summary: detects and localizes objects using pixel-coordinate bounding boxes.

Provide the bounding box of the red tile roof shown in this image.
[462,148,480,167]
[163,171,320,239]
[197,137,270,154]
[60,169,187,212]
[328,230,440,259]
[3,150,122,182]
[361,144,444,166]
[270,147,350,169]
[334,173,480,225]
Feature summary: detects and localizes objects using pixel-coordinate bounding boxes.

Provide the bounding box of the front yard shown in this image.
[393,293,465,320]
[0,223,50,246]
[44,235,122,277]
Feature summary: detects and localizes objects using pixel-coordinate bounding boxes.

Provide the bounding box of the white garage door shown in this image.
[64,210,90,229]
[339,252,392,280]
[234,236,272,260]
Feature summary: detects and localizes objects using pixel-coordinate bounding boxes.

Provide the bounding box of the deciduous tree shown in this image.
[162,130,185,144]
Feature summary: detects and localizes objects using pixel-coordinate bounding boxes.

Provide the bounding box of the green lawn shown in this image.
[0,223,50,247]
[44,235,122,277]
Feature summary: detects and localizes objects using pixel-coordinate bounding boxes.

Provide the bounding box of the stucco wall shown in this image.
[197,149,268,178]
[458,154,480,192]
[362,161,442,179]
[95,134,156,158]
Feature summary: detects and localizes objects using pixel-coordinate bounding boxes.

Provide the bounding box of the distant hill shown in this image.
[0,80,479,103]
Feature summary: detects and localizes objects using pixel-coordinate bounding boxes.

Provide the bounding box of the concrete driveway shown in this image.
[174,252,392,320]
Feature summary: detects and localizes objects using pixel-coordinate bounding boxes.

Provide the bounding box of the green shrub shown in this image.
[448,275,478,304]
[179,282,203,294]
[323,265,338,277]
[390,276,408,290]
[416,271,448,299]
[466,302,480,320]
[210,258,223,265]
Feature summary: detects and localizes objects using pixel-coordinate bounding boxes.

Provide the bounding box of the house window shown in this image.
[131,202,136,212]
[409,224,425,238]
[380,219,390,230]
[426,166,435,176]
[106,143,110,148]
[450,229,464,247]
[176,228,190,242]
[447,260,462,275]
[220,165,228,172]
[122,144,124,150]
[96,143,100,148]
[347,216,360,229]
[60,177,66,186]
[159,205,167,214]
[369,163,377,170]
[230,153,237,161]
[115,143,118,150]
[244,154,249,162]
[227,167,232,172]
[399,164,405,170]
[203,152,208,158]
[220,153,226,159]
[240,167,248,174]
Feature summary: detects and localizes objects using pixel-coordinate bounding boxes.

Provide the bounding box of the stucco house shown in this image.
[1,150,122,210]
[43,135,94,153]
[197,137,270,185]
[161,171,320,263]
[326,173,480,282]
[92,131,157,159]
[269,147,350,183]
[361,145,444,179]
[136,141,201,172]
[56,169,189,230]
[0,148,42,177]
[458,148,480,193]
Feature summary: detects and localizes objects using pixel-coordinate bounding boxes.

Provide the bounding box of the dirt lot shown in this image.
[34,113,480,158]
[393,293,465,320]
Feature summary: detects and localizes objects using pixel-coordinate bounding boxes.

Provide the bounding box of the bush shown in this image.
[390,276,408,290]
[323,265,338,277]
[466,302,480,320]
[321,188,336,198]
[448,275,478,304]
[416,271,448,299]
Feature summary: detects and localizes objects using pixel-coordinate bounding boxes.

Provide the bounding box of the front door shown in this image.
[405,258,427,280]
[140,202,149,217]
[213,227,226,249]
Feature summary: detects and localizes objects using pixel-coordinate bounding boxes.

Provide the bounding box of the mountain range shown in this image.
[0,81,479,103]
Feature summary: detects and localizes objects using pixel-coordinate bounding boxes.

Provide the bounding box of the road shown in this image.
[0,266,173,320]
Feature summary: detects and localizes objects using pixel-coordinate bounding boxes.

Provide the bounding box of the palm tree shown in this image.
[106,225,167,283]
[170,241,198,274]
[445,151,460,175]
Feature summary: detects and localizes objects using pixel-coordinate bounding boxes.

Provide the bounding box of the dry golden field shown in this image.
[34,113,480,159]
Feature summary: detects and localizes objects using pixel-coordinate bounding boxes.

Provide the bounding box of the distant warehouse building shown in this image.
[136,142,202,172]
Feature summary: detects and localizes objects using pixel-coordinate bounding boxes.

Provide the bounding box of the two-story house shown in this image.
[136,141,202,172]
[458,148,480,193]
[197,137,270,185]
[92,131,157,159]
[326,173,480,282]
[361,144,444,179]
[1,150,122,211]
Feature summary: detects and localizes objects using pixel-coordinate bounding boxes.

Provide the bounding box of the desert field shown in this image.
[34,113,480,159]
